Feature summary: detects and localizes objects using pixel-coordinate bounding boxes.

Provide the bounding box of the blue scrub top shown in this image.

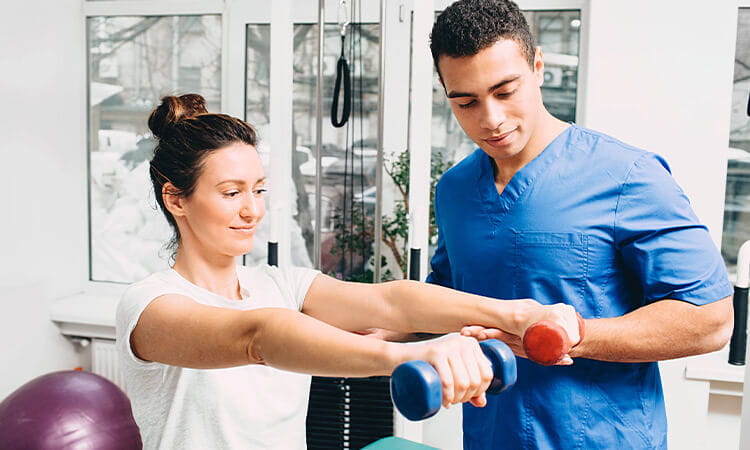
[427,125,732,449]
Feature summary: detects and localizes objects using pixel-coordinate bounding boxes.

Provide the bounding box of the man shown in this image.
[426,1,734,448]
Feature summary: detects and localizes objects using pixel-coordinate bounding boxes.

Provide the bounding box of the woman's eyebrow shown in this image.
[215,177,266,187]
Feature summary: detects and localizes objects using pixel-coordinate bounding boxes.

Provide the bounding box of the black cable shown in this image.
[331,36,351,128]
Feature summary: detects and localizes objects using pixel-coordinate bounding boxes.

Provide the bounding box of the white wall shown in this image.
[582,1,736,242]
[576,1,737,449]
[0,1,89,398]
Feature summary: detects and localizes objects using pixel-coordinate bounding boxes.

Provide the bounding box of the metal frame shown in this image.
[314,0,325,269]
[405,0,433,284]
[374,0,387,281]
[83,1,224,17]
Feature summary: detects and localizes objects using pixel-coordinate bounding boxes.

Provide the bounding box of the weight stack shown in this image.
[306,376,393,449]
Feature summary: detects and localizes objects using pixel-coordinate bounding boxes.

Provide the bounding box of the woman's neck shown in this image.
[171,247,242,300]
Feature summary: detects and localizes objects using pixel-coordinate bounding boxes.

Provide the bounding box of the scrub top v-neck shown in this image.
[476,124,569,216]
[427,124,732,449]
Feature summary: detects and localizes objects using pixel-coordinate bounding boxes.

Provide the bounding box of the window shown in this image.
[87,15,221,283]
[241,21,383,280]
[722,7,750,272]
[85,3,583,285]
[290,22,381,280]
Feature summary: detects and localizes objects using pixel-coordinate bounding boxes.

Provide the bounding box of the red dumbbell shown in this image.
[523,312,586,366]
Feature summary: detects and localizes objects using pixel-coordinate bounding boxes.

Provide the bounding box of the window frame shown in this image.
[81,0,588,290]
[83,0,225,290]
[82,1,386,287]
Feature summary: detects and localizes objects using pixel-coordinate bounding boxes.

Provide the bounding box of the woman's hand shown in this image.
[401,333,494,408]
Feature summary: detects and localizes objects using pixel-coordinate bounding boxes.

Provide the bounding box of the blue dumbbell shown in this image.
[390,339,517,421]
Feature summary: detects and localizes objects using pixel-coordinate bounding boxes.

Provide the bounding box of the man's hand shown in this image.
[463,300,583,365]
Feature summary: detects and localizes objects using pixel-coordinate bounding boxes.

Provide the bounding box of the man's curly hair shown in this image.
[430,0,535,76]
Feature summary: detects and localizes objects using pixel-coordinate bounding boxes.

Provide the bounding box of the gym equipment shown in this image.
[362,436,439,449]
[729,240,750,365]
[390,339,516,421]
[523,312,586,366]
[0,370,142,449]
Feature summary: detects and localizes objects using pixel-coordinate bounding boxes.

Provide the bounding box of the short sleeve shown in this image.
[614,153,732,305]
[282,266,320,310]
[116,276,180,366]
[426,183,454,288]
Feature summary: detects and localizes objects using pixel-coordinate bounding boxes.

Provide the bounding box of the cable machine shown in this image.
[305,1,395,448]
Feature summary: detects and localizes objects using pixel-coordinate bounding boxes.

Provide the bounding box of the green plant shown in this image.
[330,150,452,282]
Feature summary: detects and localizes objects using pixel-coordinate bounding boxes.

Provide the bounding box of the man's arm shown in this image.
[568,296,732,362]
[562,153,733,362]
[466,296,733,362]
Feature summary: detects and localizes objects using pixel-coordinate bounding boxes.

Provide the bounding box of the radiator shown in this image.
[91,338,125,390]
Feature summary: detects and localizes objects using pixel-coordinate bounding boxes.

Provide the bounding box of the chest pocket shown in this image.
[512,232,588,309]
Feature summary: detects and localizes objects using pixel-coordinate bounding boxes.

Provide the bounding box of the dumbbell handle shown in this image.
[390,339,517,421]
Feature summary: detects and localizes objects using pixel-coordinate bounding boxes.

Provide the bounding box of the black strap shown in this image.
[331,36,351,128]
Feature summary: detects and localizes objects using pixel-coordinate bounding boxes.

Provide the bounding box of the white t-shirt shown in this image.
[116,264,319,450]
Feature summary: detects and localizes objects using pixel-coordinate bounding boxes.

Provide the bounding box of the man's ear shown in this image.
[162,182,186,217]
[533,46,545,86]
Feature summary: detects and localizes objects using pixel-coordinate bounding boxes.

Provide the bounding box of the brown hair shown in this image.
[148,93,258,254]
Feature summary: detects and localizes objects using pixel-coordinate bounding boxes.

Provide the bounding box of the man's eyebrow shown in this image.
[446,75,522,99]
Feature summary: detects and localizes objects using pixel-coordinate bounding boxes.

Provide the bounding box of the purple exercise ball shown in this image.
[0,370,142,449]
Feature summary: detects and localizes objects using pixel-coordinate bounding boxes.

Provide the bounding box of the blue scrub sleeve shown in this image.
[426,192,454,288]
[614,153,732,305]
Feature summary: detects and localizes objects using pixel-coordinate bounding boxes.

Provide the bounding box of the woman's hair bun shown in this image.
[148,93,208,139]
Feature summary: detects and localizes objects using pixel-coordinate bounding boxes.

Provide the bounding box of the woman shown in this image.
[116,94,580,449]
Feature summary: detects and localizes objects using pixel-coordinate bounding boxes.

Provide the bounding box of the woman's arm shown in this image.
[130,294,495,407]
[301,274,580,344]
